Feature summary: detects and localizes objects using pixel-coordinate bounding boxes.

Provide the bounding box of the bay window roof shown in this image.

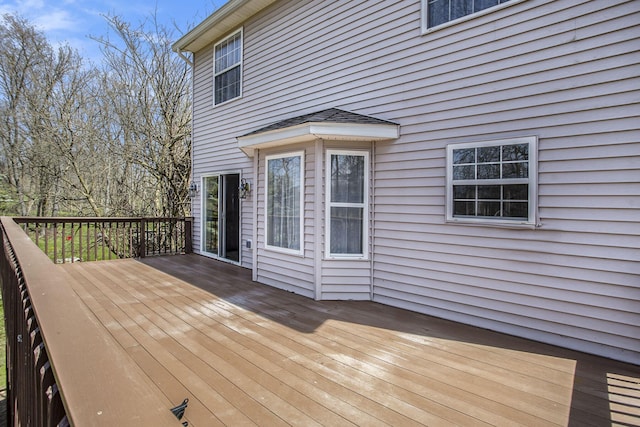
[236,108,400,156]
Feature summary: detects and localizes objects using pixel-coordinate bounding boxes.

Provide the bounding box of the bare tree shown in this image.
[0,14,51,215]
[95,14,192,217]
[0,13,192,218]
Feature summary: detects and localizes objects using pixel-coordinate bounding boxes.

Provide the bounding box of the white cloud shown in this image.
[16,0,46,11]
[32,9,77,31]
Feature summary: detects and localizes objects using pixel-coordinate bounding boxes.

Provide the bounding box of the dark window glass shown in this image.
[214,32,241,104]
[477,146,500,163]
[428,0,449,28]
[453,165,475,180]
[478,185,501,199]
[428,0,513,29]
[504,202,528,218]
[453,148,475,164]
[477,163,500,179]
[454,201,475,216]
[215,66,241,105]
[504,184,528,200]
[477,201,501,216]
[502,143,528,161]
[451,0,472,21]
[502,162,528,179]
[330,154,365,203]
[330,207,363,254]
[454,185,475,199]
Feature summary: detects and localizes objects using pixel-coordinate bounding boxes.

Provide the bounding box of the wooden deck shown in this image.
[59,254,639,426]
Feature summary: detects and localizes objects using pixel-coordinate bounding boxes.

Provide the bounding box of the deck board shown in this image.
[60,254,640,427]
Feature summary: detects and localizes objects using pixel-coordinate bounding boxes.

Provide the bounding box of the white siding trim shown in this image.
[238,122,399,156]
[252,151,259,281]
[314,139,323,300]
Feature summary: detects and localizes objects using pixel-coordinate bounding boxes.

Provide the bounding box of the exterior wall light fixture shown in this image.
[188,181,198,198]
[239,178,250,199]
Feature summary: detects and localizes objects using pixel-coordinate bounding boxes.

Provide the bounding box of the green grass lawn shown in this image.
[25,223,136,262]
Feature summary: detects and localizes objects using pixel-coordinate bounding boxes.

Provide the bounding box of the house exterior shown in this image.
[173,0,640,365]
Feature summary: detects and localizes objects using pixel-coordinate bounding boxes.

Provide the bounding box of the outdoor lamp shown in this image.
[239,178,250,199]
[188,181,198,198]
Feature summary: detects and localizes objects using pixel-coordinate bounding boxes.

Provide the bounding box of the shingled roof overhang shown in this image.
[172,0,277,54]
[237,109,400,156]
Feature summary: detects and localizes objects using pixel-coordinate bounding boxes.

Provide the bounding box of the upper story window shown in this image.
[214,29,242,105]
[326,150,369,259]
[266,152,304,254]
[446,136,537,226]
[424,0,516,31]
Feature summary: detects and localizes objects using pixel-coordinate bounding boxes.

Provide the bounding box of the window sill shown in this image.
[324,255,370,261]
[446,217,539,229]
[264,245,305,257]
[213,94,242,109]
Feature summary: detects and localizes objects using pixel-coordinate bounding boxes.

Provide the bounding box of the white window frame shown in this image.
[265,151,304,256]
[446,136,537,227]
[420,0,526,34]
[213,28,243,106]
[325,149,369,260]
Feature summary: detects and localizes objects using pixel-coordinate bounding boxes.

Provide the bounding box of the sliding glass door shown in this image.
[202,173,240,262]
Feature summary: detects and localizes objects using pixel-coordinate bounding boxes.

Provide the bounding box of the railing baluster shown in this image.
[61,223,66,264]
[107,222,112,260]
[140,218,146,258]
[69,222,73,262]
[77,223,82,262]
[53,223,58,264]
[100,223,105,261]
[10,217,192,260]
[92,222,97,262]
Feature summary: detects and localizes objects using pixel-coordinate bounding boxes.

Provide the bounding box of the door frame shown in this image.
[200,170,243,265]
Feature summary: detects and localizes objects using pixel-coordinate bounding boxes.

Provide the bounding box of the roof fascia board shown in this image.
[237,122,400,156]
[173,0,276,53]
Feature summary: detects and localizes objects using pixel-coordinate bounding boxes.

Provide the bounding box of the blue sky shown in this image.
[0,0,222,61]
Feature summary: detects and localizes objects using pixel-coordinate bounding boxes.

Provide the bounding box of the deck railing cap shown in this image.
[1,217,183,426]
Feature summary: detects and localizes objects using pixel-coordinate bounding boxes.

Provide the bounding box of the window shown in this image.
[446,137,537,225]
[423,0,516,30]
[266,152,303,253]
[326,150,369,258]
[214,29,242,105]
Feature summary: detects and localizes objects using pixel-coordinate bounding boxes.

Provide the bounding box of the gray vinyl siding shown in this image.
[255,143,316,298]
[191,36,255,268]
[189,0,640,364]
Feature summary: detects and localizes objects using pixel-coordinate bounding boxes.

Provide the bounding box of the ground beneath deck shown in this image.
[60,254,640,426]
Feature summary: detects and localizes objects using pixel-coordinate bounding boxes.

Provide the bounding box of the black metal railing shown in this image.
[0,217,186,426]
[12,217,192,263]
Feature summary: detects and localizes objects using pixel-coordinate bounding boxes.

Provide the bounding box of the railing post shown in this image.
[139,218,146,258]
[185,217,193,254]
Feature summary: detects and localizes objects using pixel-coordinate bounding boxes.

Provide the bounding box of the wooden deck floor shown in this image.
[60,254,639,426]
